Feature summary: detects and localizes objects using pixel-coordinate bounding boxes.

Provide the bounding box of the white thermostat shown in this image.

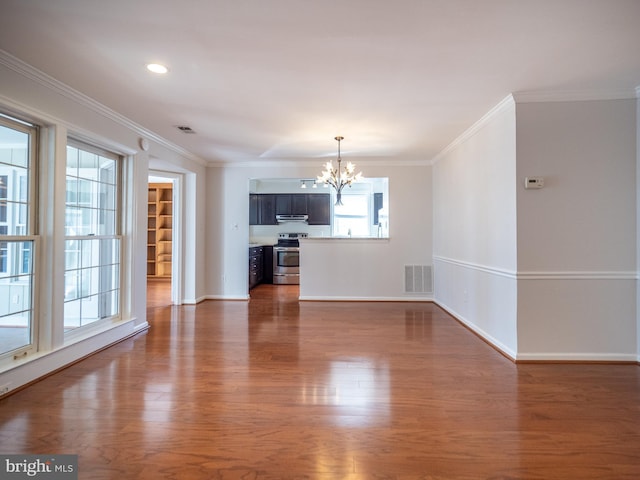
[524,177,544,189]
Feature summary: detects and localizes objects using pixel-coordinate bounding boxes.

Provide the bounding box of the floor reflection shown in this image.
[1,283,638,478]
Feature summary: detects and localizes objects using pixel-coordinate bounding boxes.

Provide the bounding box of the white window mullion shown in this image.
[41,124,68,351]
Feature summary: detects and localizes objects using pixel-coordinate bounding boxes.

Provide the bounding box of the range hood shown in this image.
[276,214,308,223]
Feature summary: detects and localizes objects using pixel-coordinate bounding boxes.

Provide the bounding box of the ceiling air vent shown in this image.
[175,125,196,134]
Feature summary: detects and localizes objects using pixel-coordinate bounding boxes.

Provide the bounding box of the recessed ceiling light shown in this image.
[146,63,169,74]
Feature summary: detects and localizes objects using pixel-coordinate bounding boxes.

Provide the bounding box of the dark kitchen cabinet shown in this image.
[291,194,308,215]
[250,194,277,225]
[275,194,291,215]
[262,246,273,284]
[249,246,264,289]
[249,194,259,225]
[275,194,308,215]
[250,193,330,225]
[306,194,330,225]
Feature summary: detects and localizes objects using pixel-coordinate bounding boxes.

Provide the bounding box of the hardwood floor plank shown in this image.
[0,283,639,479]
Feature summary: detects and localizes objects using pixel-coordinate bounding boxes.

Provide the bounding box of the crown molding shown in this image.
[513,88,637,103]
[430,87,640,165]
[430,94,516,165]
[0,49,207,166]
[213,157,430,169]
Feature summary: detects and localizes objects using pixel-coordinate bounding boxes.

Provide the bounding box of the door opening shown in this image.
[147,176,174,307]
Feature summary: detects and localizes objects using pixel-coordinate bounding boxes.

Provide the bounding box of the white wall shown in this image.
[204,166,226,299]
[207,163,432,300]
[516,99,637,360]
[433,96,518,357]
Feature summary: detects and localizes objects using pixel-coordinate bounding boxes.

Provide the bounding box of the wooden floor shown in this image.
[1,283,639,479]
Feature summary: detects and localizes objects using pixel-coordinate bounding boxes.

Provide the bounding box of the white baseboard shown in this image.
[515,353,638,362]
[434,300,517,361]
[299,295,433,302]
[202,294,249,301]
[434,300,638,363]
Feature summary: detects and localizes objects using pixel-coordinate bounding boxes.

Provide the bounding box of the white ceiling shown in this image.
[1,0,639,165]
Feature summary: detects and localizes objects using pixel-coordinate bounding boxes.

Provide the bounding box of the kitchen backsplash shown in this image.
[250,224,331,245]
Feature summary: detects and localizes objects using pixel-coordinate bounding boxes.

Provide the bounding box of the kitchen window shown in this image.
[333,193,370,237]
[64,141,121,332]
[331,178,389,237]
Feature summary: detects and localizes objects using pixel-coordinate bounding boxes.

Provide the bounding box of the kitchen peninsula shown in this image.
[299,236,431,302]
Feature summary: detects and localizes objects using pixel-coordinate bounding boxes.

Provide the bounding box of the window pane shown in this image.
[78,149,98,178]
[0,242,34,354]
[64,270,79,302]
[0,241,6,273]
[100,290,119,318]
[64,299,81,329]
[65,209,79,236]
[20,241,31,274]
[66,178,77,205]
[0,313,31,355]
[79,295,100,326]
[0,168,29,234]
[99,210,115,235]
[66,145,79,176]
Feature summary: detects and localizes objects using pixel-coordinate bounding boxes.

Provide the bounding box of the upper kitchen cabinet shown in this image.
[275,194,307,215]
[251,192,330,225]
[249,177,388,234]
[306,194,330,225]
[249,194,277,225]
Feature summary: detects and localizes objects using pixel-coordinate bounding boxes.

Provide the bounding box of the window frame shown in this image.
[0,113,39,363]
[63,138,123,336]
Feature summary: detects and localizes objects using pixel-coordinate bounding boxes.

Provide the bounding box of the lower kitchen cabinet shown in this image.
[249,246,264,290]
[262,246,273,284]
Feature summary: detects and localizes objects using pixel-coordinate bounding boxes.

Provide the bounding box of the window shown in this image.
[0,115,37,359]
[333,193,371,237]
[64,141,120,332]
[331,178,389,238]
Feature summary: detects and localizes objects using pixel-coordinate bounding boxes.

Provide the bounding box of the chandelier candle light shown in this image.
[317,136,363,206]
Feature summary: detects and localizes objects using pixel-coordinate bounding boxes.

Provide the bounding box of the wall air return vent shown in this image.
[404,265,433,294]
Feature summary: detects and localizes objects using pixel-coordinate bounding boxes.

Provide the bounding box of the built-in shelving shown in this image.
[147,183,173,277]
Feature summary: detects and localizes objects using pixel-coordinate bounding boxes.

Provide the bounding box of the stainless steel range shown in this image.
[273,233,307,285]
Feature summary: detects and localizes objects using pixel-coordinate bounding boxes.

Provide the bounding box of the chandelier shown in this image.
[317,136,363,205]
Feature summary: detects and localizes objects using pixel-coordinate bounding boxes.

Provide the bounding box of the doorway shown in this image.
[147,173,181,307]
